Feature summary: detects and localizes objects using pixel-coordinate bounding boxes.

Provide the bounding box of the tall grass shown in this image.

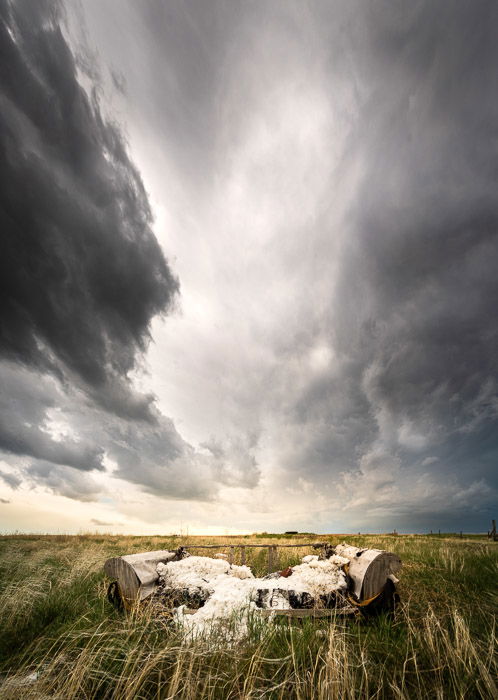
[0,534,496,698]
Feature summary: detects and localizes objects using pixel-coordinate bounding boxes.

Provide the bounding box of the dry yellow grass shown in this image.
[0,533,496,699]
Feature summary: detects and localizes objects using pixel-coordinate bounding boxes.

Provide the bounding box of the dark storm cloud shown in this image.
[283,0,498,527]
[2,0,496,529]
[0,0,195,504]
[345,5,498,433]
[92,0,495,527]
[0,0,178,419]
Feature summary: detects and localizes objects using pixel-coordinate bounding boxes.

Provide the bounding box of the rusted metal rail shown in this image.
[183,543,327,547]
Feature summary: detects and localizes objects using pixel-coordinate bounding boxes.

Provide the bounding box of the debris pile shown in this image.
[104,542,402,639]
[155,552,351,638]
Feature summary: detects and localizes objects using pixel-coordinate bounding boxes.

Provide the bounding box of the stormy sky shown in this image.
[1,0,497,534]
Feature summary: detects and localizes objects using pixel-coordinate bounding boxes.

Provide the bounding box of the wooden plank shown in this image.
[252,608,357,618]
[182,607,356,618]
[268,545,277,574]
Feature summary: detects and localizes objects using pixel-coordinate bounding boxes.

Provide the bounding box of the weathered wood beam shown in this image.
[180,608,356,618]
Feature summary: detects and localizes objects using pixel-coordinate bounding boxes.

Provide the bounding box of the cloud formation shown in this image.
[0,0,232,505]
[320,1,498,516]
[26,460,103,502]
[1,0,497,532]
[0,363,104,471]
[93,0,496,531]
[0,0,178,419]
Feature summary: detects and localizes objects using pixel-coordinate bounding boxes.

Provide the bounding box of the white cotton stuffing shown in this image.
[157,555,231,582]
[267,555,349,599]
[334,543,365,559]
[175,576,258,638]
[301,554,319,564]
[229,564,254,580]
[158,554,349,640]
[156,556,254,599]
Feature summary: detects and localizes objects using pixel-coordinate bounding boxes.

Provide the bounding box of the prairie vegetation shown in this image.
[0,533,496,699]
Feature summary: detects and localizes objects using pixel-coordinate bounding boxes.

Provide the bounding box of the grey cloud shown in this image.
[81,0,253,191]
[91,518,122,526]
[339,2,498,456]
[117,0,497,527]
[0,0,178,419]
[190,0,498,529]
[27,460,102,502]
[0,359,261,503]
[0,0,216,504]
[0,363,104,471]
[0,498,10,504]
[92,0,495,529]
[96,415,261,501]
[201,437,261,489]
[285,0,498,525]
[0,469,21,489]
[3,0,496,530]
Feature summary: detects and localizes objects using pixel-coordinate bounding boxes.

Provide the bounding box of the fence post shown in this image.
[240,546,246,565]
[267,545,277,574]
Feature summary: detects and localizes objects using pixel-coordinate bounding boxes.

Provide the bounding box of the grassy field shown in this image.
[0,533,496,699]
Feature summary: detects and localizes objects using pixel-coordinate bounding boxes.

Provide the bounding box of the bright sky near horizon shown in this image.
[0,0,497,534]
